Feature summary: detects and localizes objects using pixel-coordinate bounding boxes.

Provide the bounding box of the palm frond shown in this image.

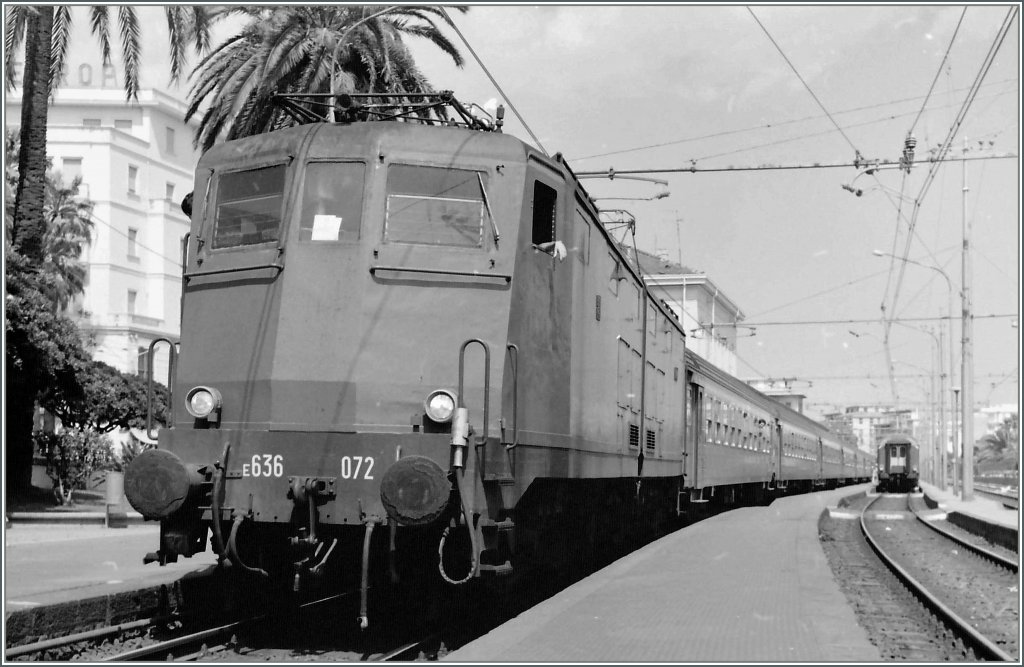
[87,6,112,65]
[49,7,72,92]
[115,7,141,100]
[5,6,29,89]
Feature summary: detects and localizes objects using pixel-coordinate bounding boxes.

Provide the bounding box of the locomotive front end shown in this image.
[124,117,527,603]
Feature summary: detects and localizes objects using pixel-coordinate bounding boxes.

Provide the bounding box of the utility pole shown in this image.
[952,387,961,495]
[961,138,974,501]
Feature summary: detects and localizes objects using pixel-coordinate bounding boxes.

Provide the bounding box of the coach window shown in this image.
[299,162,365,242]
[385,165,486,247]
[212,164,286,249]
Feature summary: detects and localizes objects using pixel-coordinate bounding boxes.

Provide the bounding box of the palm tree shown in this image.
[4,5,213,265]
[5,130,93,310]
[4,5,213,492]
[186,5,467,153]
[43,172,94,312]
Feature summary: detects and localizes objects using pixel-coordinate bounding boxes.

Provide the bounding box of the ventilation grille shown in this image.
[646,429,656,451]
[629,424,640,448]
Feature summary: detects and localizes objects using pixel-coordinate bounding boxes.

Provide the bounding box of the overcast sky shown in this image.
[44,4,1021,422]
[405,4,1020,419]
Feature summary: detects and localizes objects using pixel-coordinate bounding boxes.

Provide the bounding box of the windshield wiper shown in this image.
[477,172,500,250]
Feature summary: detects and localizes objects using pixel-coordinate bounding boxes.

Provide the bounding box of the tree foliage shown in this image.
[185,5,467,153]
[43,358,171,434]
[4,249,91,398]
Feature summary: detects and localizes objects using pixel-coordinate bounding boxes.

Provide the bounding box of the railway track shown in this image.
[861,493,1018,661]
[973,483,1020,510]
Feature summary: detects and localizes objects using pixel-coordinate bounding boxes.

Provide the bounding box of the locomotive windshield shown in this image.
[384,165,486,247]
[212,165,286,249]
[299,162,365,242]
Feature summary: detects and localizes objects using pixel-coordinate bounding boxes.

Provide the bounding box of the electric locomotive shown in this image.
[876,434,919,492]
[125,93,869,622]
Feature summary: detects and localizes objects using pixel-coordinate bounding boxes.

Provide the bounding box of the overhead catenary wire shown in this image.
[573,152,1014,177]
[747,7,863,156]
[440,6,548,156]
[571,78,1016,162]
[908,7,967,136]
[881,5,1018,338]
[740,313,1015,327]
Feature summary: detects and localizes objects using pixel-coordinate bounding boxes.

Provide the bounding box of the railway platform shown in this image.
[445,484,882,662]
[4,522,218,646]
[918,481,1018,552]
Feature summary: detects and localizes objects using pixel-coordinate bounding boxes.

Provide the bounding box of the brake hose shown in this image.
[226,514,269,578]
[437,468,478,585]
[210,441,230,563]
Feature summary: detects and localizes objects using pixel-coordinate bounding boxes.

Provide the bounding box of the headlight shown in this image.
[424,389,457,423]
[185,386,222,420]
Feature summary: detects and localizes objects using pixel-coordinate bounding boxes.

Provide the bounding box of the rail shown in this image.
[146,338,178,440]
[911,504,1018,573]
[457,339,491,446]
[503,343,519,449]
[370,265,511,283]
[183,263,284,281]
[860,495,1015,661]
[974,483,1019,510]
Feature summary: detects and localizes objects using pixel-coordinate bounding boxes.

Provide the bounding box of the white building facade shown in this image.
[6,54,201,383]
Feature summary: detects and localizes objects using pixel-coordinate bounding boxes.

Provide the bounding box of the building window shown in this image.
[62,157,82,183]
[82,118,101,127]
[114,119,132,131]
[128,165,138,194]
[127,228,138,259]
[137,346,149,380]
[127,289,137,315]
[165,182,175,201]
[165,127,175,154]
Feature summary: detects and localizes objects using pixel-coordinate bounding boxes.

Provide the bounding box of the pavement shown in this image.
[445,484,883,663]
[4,522,219,611]
[918,481,1018,551]
[919,481,1019,529]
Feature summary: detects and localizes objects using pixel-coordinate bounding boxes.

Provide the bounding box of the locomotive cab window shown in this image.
[212,165,286,249]
[532,181,557,245]
[384,165,485,247]
[299,162,365,242]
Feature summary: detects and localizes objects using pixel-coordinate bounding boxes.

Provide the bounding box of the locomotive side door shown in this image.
[685,379,703,488]
[507,160,574,448]
[818,437,825,484]
[773,420,783,488]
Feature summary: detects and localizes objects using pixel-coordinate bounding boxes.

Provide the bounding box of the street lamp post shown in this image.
[872,251,954,490]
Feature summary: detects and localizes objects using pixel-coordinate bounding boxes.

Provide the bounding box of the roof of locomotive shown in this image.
[197,120,535,170]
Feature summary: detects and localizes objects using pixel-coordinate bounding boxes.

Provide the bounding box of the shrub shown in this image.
[106,434,152,473]
[33,428,113,505]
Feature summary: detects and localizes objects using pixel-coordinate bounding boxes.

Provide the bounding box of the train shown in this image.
[875,434,919,493]
[124,92,872,625]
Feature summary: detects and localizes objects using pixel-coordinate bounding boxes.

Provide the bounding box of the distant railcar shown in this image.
[876,435,919,492]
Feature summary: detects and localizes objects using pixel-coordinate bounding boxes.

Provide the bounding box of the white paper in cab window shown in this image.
[311,214,342,241]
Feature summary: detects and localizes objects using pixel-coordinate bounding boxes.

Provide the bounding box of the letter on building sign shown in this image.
[102,65,117,88]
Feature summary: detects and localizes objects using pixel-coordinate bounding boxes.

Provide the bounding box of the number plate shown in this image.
[340,456,375,481]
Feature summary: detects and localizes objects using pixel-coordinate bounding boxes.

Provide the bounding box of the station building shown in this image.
[634,248,744,375]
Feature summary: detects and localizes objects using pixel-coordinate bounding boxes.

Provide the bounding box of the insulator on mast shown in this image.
[901,133,917,173]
